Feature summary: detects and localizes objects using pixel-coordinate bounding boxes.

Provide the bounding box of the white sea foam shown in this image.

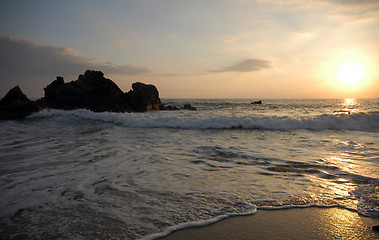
[144,203,365,240]
[353,179,379,218]
[29,109,379,131]
[143,203,257,240]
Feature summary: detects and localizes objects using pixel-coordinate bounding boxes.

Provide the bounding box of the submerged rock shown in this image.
[163,104,197,111]
[251,100,262,105]
[182,104,197,111]
[165,105,180,111]
[0,86,40,120]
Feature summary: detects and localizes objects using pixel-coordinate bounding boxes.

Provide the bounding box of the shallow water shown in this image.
[0,98,378,239]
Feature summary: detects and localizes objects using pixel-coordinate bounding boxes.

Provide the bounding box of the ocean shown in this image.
[0,98,378,239]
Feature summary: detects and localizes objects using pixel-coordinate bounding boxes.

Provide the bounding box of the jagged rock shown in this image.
[165,105,180,111]
[42,70,133,112]
[1,70,169,118]
[0,86,40,120]
[124,82,164,112]
[41,70,165,113]
[164,104,197,111]
[182,104,197,111]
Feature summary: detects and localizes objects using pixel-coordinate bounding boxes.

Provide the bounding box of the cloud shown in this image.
[256,0,379,5]
[326,0,379,6]
[160,72,206,77]
[0,34,152,97]
[0,34,152,76]
[211,59,273,73]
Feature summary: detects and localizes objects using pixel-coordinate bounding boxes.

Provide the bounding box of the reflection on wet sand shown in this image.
[159,207,379,240]
[316,207,377,239]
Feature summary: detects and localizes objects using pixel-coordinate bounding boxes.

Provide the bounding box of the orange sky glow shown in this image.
[0,0,378,98]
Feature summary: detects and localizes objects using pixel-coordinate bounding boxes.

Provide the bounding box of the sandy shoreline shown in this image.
[158,207,379,240]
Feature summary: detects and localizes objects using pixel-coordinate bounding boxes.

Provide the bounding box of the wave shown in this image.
[28,109,379,131]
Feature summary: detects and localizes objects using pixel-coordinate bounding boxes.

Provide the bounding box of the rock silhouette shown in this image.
[0,70,167,119]
[0,86,40,119]
[251,100,262,105]
[125,82,164,112]
[41,70,134,112]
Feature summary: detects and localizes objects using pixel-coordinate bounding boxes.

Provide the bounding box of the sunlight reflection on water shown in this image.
[335,98,358,114]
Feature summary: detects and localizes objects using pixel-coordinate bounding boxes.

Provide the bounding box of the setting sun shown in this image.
[317,49,378,98]
[337,62,364,86]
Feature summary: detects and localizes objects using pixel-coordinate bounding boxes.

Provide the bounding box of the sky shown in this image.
[0,0,378,98]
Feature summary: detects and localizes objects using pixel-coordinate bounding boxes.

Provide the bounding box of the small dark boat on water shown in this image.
[251,100,262,105]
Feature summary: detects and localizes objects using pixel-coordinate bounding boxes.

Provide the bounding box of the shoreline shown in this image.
[155,207,379,240]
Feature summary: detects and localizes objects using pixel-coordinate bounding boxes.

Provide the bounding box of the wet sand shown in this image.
[158,207,379,240]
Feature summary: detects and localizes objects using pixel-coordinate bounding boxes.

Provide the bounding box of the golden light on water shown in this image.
[333,98,357,114]
[343,98,356,106]
[342,98,357,114]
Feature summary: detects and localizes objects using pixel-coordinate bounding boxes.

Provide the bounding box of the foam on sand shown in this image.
[156,207,379,240]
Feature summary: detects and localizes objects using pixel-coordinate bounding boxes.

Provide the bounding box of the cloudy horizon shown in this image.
[1,0,378,98]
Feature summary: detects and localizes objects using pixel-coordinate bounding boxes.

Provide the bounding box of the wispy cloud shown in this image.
[255,0,379,5]
[210,58,273,73]
[326,0,379,6]
[0,34,152,76]
[159,58,273,76]
[160,72,206,77]
[0,34,152,97]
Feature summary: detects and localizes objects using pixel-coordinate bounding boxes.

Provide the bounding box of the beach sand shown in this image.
[158,207,379,240]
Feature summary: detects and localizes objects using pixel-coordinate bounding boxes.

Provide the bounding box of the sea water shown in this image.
[0,98,378,239]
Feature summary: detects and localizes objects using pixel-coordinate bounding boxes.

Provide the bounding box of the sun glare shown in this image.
[337,62,364,86]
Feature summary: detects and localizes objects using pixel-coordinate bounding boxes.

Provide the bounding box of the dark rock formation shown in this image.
[124,82,164,112]
[182,104,197,111]
[41,70,133,112]
[1,70,196,119]
[163,104,197,111]
[0,86,40,119]
[40,70,166,113]
[251,100,262,105]
[165,105,180,111]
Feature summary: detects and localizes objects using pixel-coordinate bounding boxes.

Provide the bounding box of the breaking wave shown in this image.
[28,109,379,131]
